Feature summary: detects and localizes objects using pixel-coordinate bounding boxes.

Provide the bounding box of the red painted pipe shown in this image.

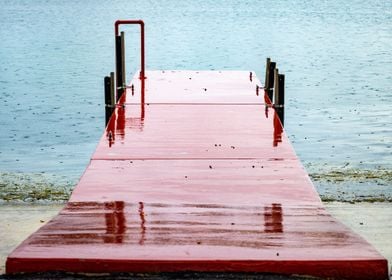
[114,20,145,80]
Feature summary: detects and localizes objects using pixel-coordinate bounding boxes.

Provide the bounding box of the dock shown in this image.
[6,70,388,279]
[6,21,388,279]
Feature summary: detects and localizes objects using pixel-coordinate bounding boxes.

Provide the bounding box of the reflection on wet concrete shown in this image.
[264,90,272,106]
[138,202,146,245]
[273,111,283,147]
[106,92,145,147]
[27,202,350,249]
[264,203,283,233]
[116,105,126,140]
[104,201,126,244]
[264,105,283,147]
[264,91,272,119]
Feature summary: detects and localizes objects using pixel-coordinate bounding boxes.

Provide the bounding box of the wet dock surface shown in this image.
[6,71,388,279]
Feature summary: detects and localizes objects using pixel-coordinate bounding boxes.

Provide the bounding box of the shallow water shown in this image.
[0,0,391,202]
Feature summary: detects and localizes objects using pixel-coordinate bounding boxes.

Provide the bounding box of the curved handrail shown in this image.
[114,20,145,80]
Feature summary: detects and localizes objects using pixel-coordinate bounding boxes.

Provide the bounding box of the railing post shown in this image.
[140,22,145,80]
[114,20,146,104]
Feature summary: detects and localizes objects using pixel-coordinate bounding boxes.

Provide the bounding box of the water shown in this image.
[0,0,391,202]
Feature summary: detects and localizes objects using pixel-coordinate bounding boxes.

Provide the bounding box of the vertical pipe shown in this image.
[264,57,271,89]
[120,31,126,87]
[110,72,115,106]
[267,61,276,102]
[104,76,111,126]
[140,22,145,79]
[114,20,146,104]
[269,62,276,90]
[140,22,146,106]
[273,68,279,105]
[115,35,124,102]
[141,80,145,120]
[278,74,285,126]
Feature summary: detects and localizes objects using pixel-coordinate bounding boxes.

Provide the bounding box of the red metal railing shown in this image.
[114,20,145,80]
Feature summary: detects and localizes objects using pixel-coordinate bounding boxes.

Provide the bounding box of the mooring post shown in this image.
[110,72,115,106]
[273,69,285,126]
[277,74,285,126]
[104,72,116,126]
[115,32,126,102]
[265,59,276,103]
[264,57,271,89]
[273,68,279,105]
[104,76,112,126]
[120,31,126,87]
[269,62,276,90]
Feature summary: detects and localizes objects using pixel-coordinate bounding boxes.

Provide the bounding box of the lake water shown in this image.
[0,0,391,202]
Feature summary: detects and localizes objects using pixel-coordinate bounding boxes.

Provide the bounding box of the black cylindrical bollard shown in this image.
[273,68,279,105]
[264,57,271,89]
[115,34,124,102]
[277,74,285,126]
[278,74,285,107]
[268,62,276,89]
[120,31,126,87]
[110,72,115,106]
[104,76,112,126]
[267,61,276,102]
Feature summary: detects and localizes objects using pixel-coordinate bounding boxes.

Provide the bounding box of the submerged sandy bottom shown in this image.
[0,203,391,277]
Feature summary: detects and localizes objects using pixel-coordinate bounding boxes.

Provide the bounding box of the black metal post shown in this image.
[264,58,276,103]
[264,58,271,88]
[120,31,126,87]
[115,33,125,102]
[277,74,285,126]
[273,68,279,105]
[104,76,112,126]
[267,61,276,102]
[104,72,116,126]
[110,72,115,106]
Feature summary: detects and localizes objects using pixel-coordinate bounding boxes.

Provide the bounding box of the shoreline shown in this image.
[1,169,391,203]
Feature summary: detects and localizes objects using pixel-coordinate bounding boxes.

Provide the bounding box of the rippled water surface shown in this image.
[0,0,391,202]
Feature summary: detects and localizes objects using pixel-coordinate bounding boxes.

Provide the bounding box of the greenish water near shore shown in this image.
[310,168,392,202]
[0,172,74,203]
[1,168,391,203]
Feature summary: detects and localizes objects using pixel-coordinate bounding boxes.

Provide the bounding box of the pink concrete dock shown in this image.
[6,71,388,279]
